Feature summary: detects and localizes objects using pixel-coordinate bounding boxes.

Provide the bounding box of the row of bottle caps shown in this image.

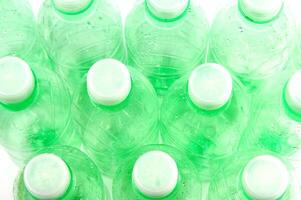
[1,0,301,199]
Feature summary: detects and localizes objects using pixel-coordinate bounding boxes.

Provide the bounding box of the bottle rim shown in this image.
[52,0,94,15]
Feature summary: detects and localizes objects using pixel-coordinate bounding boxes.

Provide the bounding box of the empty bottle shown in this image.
[209,0,292,89]
[38,0,125,93]
[112,144,202,200]
[241,69,301,156]
[14,146,108,200]
[74,58,159,177]
[208,153,298,199]
[161,63,249,165]
[0,0,48,65]
[125,0,209,95]
[0,56,79,164]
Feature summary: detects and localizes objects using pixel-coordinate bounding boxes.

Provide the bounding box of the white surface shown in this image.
[0,56,35,104]
[52,0,93,14]
[285,70,301,114]
[87,59,131,106]
[24,154,71,199]
[239,0,283,22]
[132,151,178,198]
[188,63,233,110]
[146,0,189,19]
[242,155,289,200]
[1,0,301,199]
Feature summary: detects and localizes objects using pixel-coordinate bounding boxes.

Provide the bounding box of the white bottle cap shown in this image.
[285,70,301,115]
[24,154,71,200]
[132,151,179,198]
[188,63,233,110]
[239,0,283,22]
[0,56,35,104]
[87,59,131,106]
[242,155,289,200]
[146,0,189,20]
[53,0,93,14]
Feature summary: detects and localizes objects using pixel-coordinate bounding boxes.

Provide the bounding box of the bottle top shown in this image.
[188,63,233,110]
[53,0,93,14]
[87,59,131,106]
[132,151,179,198]
[239,0,283,22]
[146,0,189,20]
[285,70,301,115]
[0,56,35,105]
[242,155,289,200]
[23,154,71,199]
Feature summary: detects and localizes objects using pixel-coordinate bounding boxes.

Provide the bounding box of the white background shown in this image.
[1,0,301,199]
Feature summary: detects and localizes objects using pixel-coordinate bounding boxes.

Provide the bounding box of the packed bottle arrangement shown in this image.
[1,0,301,199]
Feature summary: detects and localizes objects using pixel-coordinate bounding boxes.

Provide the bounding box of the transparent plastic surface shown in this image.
[14,146,108,200]
[0,61,79,165]
[240,69,301,156]
[112,144,202,200]
[0,0,48,65]
[74,67,159,177]
[209,2,292,88]
[160,68,249,174]
[125,0,209,95]
[208,151,295,200]
[38,0,125,93]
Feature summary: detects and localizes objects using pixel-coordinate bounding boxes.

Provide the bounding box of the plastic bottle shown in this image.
[0,0,48,65]
[38,0,125,93]
[0,56,79,165]
[209,0,292,89]
[208,152,298,199]
[112,144,202,200]
[125,0,209,95]
[14,146,108,200]
[240,69,301,156]
[160,63,249,169]
[74,58,159,177]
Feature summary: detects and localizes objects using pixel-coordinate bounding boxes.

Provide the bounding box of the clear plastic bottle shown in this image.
[161,63,249,169]
[240,69,301,156]
[14,146,108,200]
[0,56,79,165]
[38,0,125,93]
[209,0,292,89]
[125,0,209,95]
[0,0,48,65]
[208,152,298,199]
[74,58,159,177]
[112,144,202,200]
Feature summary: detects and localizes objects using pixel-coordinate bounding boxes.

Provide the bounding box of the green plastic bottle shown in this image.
[241,69,301,156]
[208,153,297,199]
[0,56,79,165]
[38,0,125,93]
[0,0,48,65]
[112,144,202,200]
[209,0,292,89]
[74,58,159,177]
[14,146,108,200]
[125,0,209,95]
[161,63,249,169]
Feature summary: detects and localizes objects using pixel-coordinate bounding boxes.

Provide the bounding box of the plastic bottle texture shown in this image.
[112,144,202,200]
[38,0,125,93]
[209,0,292,90]
[125,0,209,95]
[73,59,159,177]
[160,63,249,174]
[14,146,108,200]
[240,69,301,157]
[0,56,79,165]
[0,0,49,66]
[208,152,298,199]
